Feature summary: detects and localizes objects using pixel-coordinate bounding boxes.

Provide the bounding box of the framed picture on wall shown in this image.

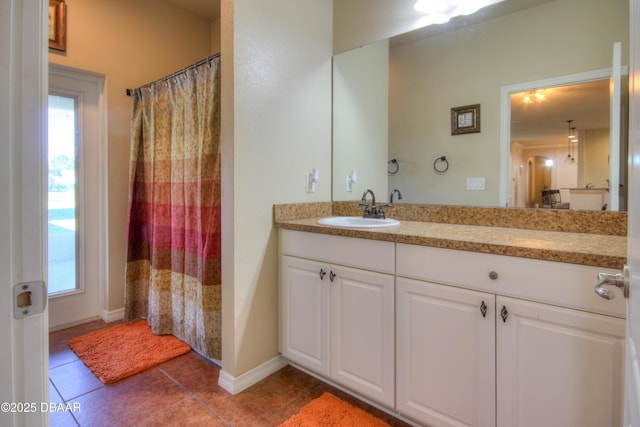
[451,104,480,135]
[48,0,67,52]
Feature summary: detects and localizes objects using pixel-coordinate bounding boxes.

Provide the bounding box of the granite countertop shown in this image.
[276,217,627,269]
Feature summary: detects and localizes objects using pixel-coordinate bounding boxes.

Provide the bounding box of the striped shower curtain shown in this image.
[125,56,221,360]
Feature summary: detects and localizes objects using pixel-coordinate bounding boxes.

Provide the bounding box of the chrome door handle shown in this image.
[595,265,630,300]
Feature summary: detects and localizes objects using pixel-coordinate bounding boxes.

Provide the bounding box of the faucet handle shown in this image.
[359,202,371,216]
[377,204,391,219]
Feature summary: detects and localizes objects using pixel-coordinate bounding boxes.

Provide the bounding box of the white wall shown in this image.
[333,39,388,201]
[221,0,332,377]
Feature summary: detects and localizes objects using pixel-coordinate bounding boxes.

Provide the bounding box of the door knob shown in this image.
[595,265,629,300]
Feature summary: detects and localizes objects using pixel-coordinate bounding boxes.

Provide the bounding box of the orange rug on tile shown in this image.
[68,319,191,384]
[279,392,390,427]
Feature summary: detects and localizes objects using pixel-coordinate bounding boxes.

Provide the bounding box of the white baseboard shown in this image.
[101,307,125,323]
[48,316,101,333]
[218,355,288,395]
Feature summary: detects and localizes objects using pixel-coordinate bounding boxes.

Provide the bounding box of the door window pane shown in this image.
[48,94,78,295]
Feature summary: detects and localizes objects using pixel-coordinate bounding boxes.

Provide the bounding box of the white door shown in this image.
[330,265,394,408]
[624,1,640,424]
[497,296,625,427]
[280,256,331,376]
[47,65,106,330]
[0,0,49,426]
[396,278,495,427]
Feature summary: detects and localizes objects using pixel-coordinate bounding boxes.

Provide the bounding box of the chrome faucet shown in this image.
[360,189,384,218]
[373,189,403,219]
[389,189,403,204]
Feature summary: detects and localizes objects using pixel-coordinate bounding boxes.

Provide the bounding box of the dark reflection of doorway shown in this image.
[527,156,551,208]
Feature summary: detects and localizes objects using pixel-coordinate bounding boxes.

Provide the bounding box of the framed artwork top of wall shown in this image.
[48,0,66,52]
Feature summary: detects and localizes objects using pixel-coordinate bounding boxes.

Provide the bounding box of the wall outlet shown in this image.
[466,177,485,190]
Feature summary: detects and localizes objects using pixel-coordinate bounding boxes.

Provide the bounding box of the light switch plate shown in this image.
[466,177,485,190]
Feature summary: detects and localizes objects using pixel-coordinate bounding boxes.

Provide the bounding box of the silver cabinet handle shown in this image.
[595,265,630,300]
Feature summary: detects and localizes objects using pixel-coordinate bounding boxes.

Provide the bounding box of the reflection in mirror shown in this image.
[503,63,629,211]
[332,0,629,210]
[333,40,389,202]
[508,76,621,211]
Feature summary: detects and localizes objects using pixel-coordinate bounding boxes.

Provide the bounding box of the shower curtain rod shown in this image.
[126,52,220,97]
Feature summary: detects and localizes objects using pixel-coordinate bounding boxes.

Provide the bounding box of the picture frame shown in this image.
[48,0,67,52]
[451,104,480,135]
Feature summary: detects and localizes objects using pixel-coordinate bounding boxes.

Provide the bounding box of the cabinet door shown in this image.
[396,278,496,427]
[280,256,330,376]
[497,296,625,427]
[330,265,395,407]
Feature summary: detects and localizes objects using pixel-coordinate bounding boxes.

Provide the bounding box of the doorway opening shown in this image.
[48,64,107,331]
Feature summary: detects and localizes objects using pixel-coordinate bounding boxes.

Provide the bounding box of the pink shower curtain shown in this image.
[125,56,221,359]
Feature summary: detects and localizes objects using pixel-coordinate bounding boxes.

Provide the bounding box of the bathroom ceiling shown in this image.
[163,0,220,20]
[510,79,611,148]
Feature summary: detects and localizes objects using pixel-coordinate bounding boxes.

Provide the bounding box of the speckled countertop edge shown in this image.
[275,216,627,270]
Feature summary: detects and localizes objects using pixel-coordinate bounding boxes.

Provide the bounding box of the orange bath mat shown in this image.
[68,319,191,384]
[280,392,390,427]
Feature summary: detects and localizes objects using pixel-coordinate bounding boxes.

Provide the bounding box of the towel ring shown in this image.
[433,156,449,174]
[388,159,400,175]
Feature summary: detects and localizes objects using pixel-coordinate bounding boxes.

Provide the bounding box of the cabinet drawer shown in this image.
[280,230,395,274]
[396,244,625,318]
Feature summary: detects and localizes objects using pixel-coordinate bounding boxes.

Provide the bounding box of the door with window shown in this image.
[48,65,106,330]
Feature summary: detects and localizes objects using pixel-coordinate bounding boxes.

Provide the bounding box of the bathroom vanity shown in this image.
[276,205,627,427]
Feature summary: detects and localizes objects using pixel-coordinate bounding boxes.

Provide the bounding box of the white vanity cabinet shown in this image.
[396,243,626,427]
[279,230,395,407]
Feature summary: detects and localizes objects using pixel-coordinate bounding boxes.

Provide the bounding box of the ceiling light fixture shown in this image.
[523,89,546,103]
[414,0,504,25]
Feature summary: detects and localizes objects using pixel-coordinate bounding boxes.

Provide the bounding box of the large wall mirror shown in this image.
[332,0,629,211]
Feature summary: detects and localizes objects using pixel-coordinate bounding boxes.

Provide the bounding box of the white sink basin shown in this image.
[317,216,400,228]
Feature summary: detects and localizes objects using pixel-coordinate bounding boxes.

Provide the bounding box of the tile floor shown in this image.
[49,320,413,426]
